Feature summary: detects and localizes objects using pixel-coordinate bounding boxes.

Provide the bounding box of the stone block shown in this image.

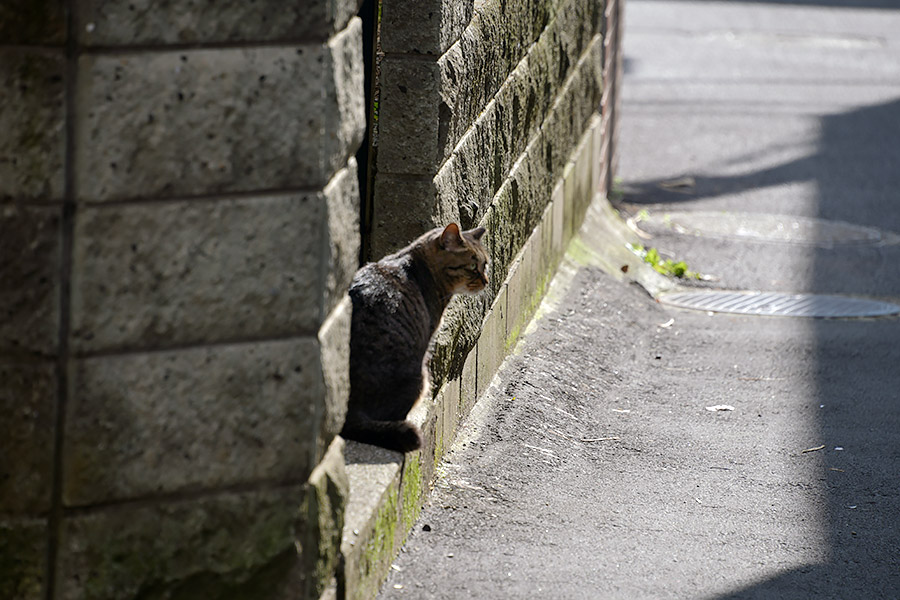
[432,160,470,229]
[451,0,551,130]
[591,113,605,197]
[370,176,436,259]
[436,378,461,461]
[0,360,56,515]
[540,36,604,185]
[75,20,364,201]
[406,399,436,494]
[482,159,546,294]
[539,199,557,284]
[551,179,565,258]
[70,191,337,353]
[76,0,363,46]
[460,345,478,413]
[56,487,307,600]
[503,57,544,164]
[0,204,61,356]
[429,291,486,391]
[575,127,594,225]
[398,450,425,536]
[63,338,324,505]
[435,118,495,228]
[528,135,555,216]
[446,23,486,132]
[563,160,577,245]
[528,221,545,301]
[556,0,602,82]
[376,58,442,175]
[0,0,65,45]
[437,43,464,159]
[476,284,507,396]
[504,253,526,348]
[380,0,473,55]
[510,141,551,230]
[577,44,603,134]
[0,49,66,202]
[487,94,516,199]
[317,298,351,461]
[0,517,46,600]
[440,0,568,146]
[598,117,612,199]
[505,225,540,350]
[323,160,362,321]
[325,20,367,182]
[299,437,349,600]
[342,442,403,600]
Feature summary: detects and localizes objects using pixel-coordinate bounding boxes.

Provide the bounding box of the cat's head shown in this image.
[432,223,489,295]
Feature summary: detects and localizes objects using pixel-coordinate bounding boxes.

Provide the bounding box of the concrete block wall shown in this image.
[1,2,364,599]
[341,0,622,598]
[370,0,605,411]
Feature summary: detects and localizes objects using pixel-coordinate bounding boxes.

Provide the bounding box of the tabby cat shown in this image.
[341,223,489,452]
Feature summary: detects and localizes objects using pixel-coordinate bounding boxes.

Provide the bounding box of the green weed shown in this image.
[628,243,702,279]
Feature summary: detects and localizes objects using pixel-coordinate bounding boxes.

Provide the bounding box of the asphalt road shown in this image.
[378,1,900,598]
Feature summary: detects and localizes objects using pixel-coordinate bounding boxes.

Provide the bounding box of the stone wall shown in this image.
[1,2,364,599]
[1,0,622,597]
[368,0,607,408]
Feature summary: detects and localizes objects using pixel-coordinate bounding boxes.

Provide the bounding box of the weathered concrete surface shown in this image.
[0,360,56,514]
[76,0,362,46]
[55,439,346,600]
[371,0,603,262]
[380,0,473,55]
[63,338,324,505]
[0,517,46,600]
[74,19,364,202]
[70,161,358,353]
[300,438,351,600]
[0,0,66,44]
[341,442,403,600]
[56,486,305,600]
[0,204,61,356]
[0,49,66,201]
[318,298,353,459]
[71,193,328,351]
[1,1,365,594]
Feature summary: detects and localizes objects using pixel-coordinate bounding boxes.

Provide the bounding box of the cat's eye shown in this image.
[468,264,479,272]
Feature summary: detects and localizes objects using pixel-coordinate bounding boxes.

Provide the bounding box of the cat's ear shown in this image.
[440,223,465,250]
[468,227,486,241]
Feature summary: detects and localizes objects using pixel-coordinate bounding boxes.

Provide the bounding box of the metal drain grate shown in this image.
[659,291,900,318]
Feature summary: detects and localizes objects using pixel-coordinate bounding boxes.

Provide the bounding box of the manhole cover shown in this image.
[642,211,889,247]
[659,291,900,318]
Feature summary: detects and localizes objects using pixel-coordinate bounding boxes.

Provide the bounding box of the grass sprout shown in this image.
[628,243,702,279]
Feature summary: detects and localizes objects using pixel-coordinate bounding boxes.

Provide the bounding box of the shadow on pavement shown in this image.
[622,100,900,231]
[624,95,900,596]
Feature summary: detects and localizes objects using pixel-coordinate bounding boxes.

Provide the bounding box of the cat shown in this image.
[341,223,489,452]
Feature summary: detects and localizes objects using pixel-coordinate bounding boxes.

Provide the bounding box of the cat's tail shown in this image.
[341,416,423,452]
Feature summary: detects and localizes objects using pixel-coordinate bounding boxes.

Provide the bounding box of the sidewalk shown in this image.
[378,1,900,598]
